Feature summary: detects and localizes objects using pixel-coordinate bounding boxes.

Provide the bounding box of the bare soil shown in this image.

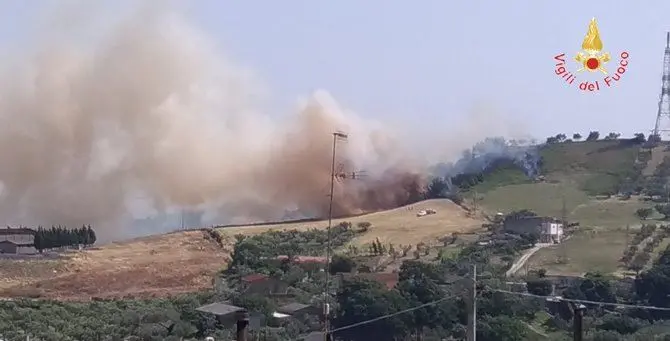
[0,230,232,300]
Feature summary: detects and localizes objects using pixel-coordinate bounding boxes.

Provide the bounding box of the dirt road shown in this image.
[506,243,552,277]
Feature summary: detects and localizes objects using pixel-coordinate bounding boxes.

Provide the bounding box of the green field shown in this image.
[526,230,629,276]
[474,139,664,276]
[479,182,656,276]
[478,182,589,218]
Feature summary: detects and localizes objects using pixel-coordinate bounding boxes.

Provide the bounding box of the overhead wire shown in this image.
[291,294,460,341]
[330,294,458,333]
[492,289,670,311]
[294,277,670,340]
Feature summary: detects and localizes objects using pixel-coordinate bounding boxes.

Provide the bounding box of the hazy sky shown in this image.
[1,1,669,141]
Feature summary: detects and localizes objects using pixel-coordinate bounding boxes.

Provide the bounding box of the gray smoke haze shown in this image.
[0,4,531,241]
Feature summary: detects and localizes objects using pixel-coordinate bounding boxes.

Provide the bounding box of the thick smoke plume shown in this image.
[0,5,430,240]
[0,4,537,241]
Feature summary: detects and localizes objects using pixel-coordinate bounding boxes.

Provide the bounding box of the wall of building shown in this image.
[503,217,545,234]
[0,241,18,254]
[0,231,35,244]
[540,222,564,242]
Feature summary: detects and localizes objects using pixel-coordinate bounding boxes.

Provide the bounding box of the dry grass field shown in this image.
[0,199,482,300]
[220,199,486,246]
[0,230,232,300]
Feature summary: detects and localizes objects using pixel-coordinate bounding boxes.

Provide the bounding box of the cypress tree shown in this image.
[86,225,96,246]
[34,226,44,253]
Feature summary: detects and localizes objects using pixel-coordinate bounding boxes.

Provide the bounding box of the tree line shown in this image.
[33,225,97,252]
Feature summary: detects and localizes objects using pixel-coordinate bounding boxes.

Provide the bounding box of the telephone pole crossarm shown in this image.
[324,131,348,341]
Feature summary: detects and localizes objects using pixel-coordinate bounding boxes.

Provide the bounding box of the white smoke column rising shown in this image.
[0,5,422,240]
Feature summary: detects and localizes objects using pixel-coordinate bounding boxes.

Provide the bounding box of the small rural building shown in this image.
[0,240,17,254]
[275,303,321,318]
[0,227,36,254]
[195,302,258,328]
[503,216,564,243]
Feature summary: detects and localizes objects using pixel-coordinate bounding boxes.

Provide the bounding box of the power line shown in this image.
[297,282,670,341]
[292,294,461,340]
[330,295,457,334]
[492,289,670,311]
[306,272,476,340]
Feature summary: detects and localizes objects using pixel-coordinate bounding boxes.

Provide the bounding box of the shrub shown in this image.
[329,254,356,274]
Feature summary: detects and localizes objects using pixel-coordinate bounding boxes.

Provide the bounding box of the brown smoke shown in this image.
[0,5,427,240]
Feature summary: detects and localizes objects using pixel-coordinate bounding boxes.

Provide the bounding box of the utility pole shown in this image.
[472,264,477,341]
[472,190,478,216]
[561,191,567,228]
[571,303,585,341]
[561,190,567,256]
[547,298,585,341]
[625,224,630,250]
[467,264,477,341]
[236,310,249,341]
[324,131,348,341]
[180,209,185,230]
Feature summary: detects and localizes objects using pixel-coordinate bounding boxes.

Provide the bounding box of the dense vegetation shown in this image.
[6,221,670,340]
[33,225,97,252]
[0,294,223,341]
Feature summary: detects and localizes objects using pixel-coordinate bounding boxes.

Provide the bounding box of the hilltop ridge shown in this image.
[1,135,668,300]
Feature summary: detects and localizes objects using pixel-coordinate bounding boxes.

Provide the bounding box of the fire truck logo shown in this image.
[575,18,611,74]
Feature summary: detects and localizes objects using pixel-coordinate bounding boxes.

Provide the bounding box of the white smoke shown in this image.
[0,3,529,241]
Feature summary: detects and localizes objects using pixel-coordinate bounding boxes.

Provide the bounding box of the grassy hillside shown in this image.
[474,139,664,276]
[220,199,485,246]
[2,139,666,298]
[539,140,643,195]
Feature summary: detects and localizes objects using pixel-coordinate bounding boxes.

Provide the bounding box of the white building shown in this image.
[541,221,564,243]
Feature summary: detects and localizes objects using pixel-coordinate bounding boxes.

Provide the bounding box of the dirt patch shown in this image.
[0,230,232,300]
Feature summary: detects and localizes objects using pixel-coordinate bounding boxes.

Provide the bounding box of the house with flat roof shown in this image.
[0,227,36,254]
[503,216,564,243]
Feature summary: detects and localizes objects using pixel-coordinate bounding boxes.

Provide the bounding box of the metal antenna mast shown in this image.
[652,32,670,140]
[324,131,348,341]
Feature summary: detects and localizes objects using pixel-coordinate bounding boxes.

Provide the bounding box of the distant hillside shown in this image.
[466,137,670,277]
[453,139,653,197]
